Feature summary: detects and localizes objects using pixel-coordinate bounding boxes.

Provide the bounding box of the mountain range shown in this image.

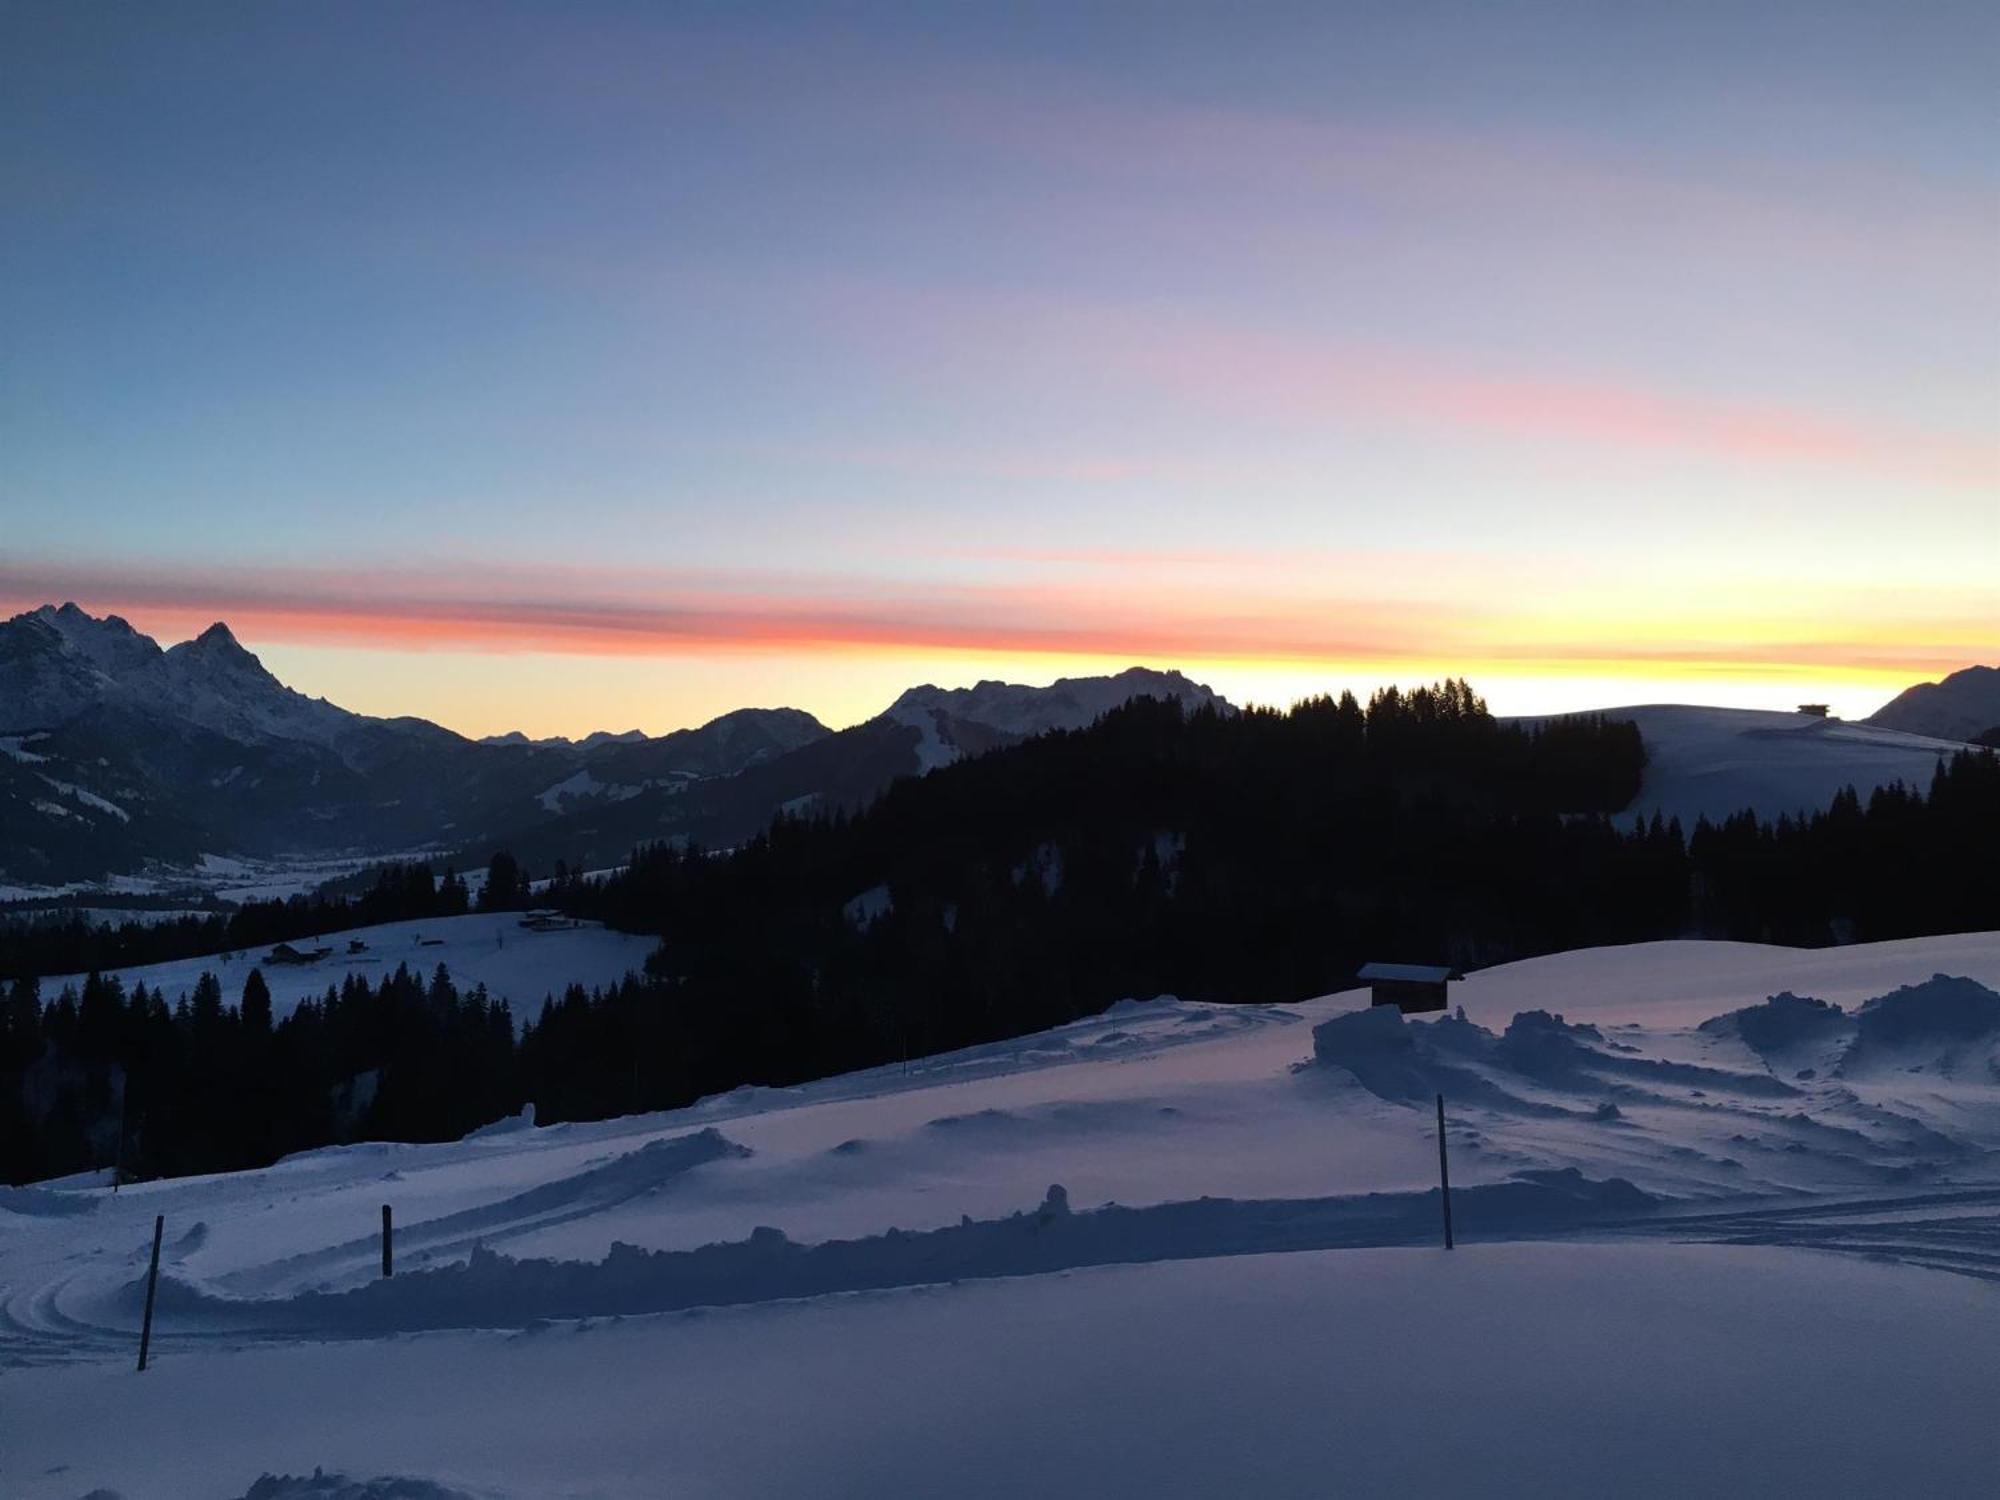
[0,604,1227,887]
[4,603,1990,894]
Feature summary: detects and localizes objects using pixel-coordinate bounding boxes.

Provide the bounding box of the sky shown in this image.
[3,1,1995,737]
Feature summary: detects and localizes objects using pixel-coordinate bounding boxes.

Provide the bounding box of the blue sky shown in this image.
[4,2,1994,734]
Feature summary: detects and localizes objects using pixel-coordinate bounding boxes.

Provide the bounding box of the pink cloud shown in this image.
[798,282,1995,486]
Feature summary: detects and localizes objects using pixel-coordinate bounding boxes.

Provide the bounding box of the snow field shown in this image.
[4,931,2000,1496]
[4,1245,1996,1499]
[1597,704,1969,828]
[40,911,660,1027]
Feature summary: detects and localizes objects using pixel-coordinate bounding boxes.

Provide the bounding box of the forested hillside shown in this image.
[6,683,1995,1185]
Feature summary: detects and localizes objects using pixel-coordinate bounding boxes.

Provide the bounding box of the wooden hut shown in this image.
[264,941,332,966]
[1358,961,1462,1013]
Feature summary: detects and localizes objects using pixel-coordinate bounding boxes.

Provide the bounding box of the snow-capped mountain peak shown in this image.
[0,605,358,750]
[881,666,1232,771]
[1,605,161,732]
[24,601,163,678]
[149,619,360,749]
[166,621,277,680]
[887,666,1228,735]
[187,619,247,651]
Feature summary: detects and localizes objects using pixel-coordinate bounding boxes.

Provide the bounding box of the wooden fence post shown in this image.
[137,1213,164,1371]
[1436,1093,1455,1251]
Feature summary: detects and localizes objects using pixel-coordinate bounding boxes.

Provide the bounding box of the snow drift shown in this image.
[127,1174,1660,1336]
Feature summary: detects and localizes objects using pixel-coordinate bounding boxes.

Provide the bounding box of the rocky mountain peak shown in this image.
[886,666,1230,732]
[163,619,286,690]
[19,601,162,677]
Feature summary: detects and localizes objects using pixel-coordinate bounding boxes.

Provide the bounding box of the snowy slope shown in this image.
[40,911,659,1025]
[1439,931,2000,1028]
[3,932,1998,1496]
[1596,704,1968,827]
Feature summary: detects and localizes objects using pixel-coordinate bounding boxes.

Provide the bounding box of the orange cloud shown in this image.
[2,556,1987,688]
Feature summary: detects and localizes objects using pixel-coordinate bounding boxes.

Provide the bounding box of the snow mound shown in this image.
[1311,1004,1796,1112]
[1839,974,2000,1079]
[1308,1005,1535,1111]
[0,1184,99,1218]
[463,1103,537,1140]
[131,1175,1659,1335]
[1101,994,1180,1017]
[1699,991,1851,1055]
[1689,974,2000,1082]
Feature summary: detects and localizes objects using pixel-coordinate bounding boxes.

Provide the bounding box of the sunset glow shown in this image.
[4,3,1993,738]
[0,549,1985,736]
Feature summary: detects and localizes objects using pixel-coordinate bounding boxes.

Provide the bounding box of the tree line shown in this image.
[0,962,518,1184]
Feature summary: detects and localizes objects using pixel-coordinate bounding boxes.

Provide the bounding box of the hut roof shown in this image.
[1357,962,1462,983]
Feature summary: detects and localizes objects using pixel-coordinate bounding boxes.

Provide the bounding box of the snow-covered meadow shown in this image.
[4,934,1998,1497]
[41,912,660,1028]
[1599,705,1969,828]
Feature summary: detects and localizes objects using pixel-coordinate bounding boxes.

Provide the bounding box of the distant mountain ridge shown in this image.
[0,605,833,885]
[1864,665,2000,744]
[481,728,648,749]
[14,602,1980,896]
[884,668,1229,771]
[0,605,1234,889]
[479,669,1236,870]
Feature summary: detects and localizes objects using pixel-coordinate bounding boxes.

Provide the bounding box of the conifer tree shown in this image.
[241,968,273,1034]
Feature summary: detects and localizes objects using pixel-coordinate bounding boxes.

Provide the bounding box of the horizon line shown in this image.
[5,593,1980,743]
